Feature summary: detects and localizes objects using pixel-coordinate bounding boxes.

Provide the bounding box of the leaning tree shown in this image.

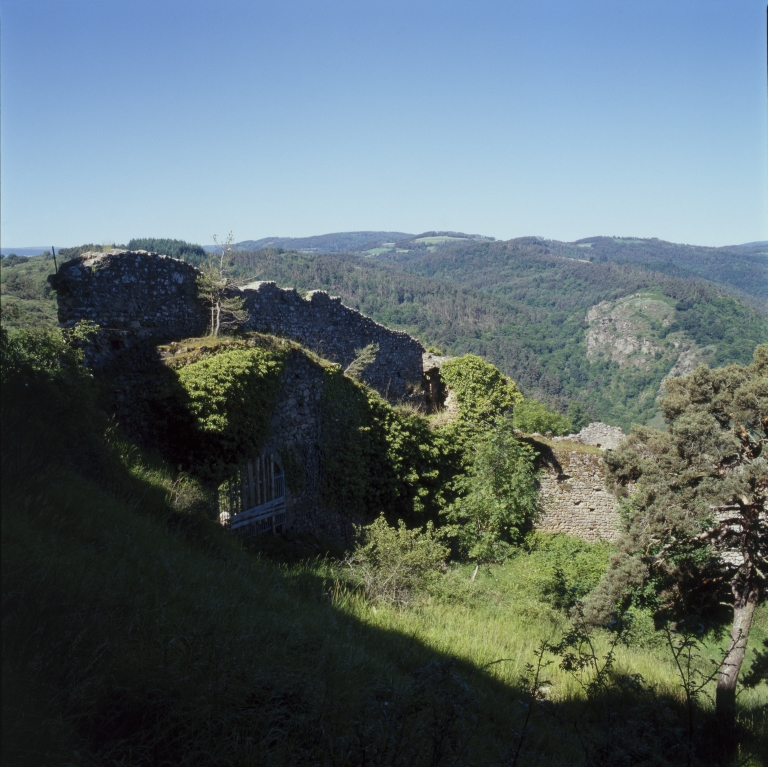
[585,345,766,728]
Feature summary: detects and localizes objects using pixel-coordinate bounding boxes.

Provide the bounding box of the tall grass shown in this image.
[2,338,766,765]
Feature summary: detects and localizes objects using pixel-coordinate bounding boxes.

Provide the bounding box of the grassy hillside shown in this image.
[2,327,766,766]
[0,253,59,328]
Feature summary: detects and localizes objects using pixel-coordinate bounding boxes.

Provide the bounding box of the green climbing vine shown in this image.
[320,366,448,518]
[177,346,287,478]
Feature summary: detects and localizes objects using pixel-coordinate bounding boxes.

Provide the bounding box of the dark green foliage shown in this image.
[1,324,84,383]
[440,354,522,424]
[4,304,765,766]
[1,254,30,266]
[446,420,539,563]
[57,243,105,258]
[566,235,768,305]
[671,295,765,365]
[588,347,767,726]
[1,351,481,765]
[522,532,611,611]
[126,237,208,266]
[513,398,572,435]
[567,400,591,431]
[176,347,287,480]
[320,367,448,518]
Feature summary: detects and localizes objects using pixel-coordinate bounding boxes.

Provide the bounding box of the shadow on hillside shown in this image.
[2,378,764,767]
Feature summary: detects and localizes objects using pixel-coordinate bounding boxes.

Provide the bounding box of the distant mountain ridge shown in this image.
[209,231,766,306]
[231,231,414,254]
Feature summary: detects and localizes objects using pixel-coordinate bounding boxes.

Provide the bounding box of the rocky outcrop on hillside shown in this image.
[585,294,674,370]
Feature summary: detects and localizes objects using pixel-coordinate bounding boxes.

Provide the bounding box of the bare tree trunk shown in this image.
[716,573,759,729]
[214,302,221,337]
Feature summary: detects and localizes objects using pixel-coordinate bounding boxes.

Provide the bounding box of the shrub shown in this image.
[446,419,539,563]
[320,366,449,517]
[522,532,611,611]
[513,398,572,436]
[343,515,450,606]
[0,324,85,383]
[440,355,522,424]
[176,346,287,478]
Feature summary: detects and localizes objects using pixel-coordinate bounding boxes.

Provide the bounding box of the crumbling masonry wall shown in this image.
[51,250,206,337]
[258,349,360,541]
[242,281,425,401]
[49,250,425,402]
[536,446,621,542]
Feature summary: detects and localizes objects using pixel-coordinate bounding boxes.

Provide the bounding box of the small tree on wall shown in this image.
[198,232,247,337]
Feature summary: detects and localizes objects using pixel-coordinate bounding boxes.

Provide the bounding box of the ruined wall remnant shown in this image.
[258,348,360,542]
[553,422,626,451]
[241,281,425,402]
[50,250,206,337]
[49,250,425,402]
[536,446,621,542]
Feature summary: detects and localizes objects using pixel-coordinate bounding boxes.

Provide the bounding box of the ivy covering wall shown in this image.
[176,346,288,478]
[319,366,449,519]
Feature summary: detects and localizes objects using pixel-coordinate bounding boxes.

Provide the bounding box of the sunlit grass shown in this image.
[2,394,766,764]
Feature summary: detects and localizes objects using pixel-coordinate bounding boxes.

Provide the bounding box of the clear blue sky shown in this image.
[1,0,766,248]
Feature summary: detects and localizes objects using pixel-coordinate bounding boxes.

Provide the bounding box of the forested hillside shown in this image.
[234,231,768,307]
[551,236,768,305]
[229,244,767,429]
[234,231,414,254]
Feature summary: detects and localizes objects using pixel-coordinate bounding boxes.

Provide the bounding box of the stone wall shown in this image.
[49,250,425,402]
[536,446,621,542]
[242,281,425,402]
[258,349,359,542]
[552,422,626,451]
[50,250,206,337]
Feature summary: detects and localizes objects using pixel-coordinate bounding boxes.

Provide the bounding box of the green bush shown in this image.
[567,401,591,431]
[320,366,449,518]
[177,346,287,478]
[446,420,539,563]
[0,324,84,383]
[342,514,450,606]
[513,398,572,435]
[440,355,522,424]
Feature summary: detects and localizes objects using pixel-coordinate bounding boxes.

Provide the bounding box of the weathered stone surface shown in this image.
[49,250,206,338]
[553,422,626,451]
[536,447,621,542]
[259,349,359,542]
[49,250,425,402]
[241,281,425,402]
